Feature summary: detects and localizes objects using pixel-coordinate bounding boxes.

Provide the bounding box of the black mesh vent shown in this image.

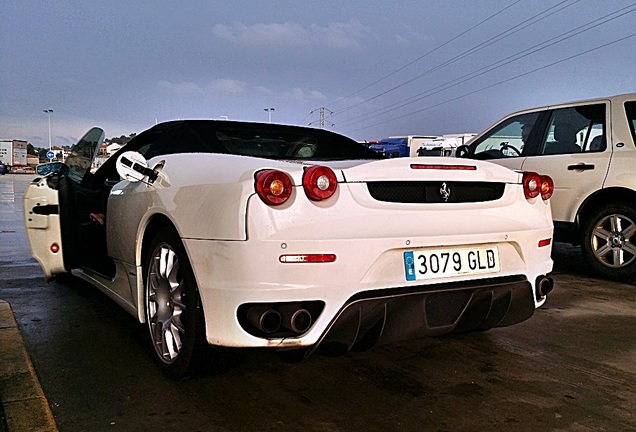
[367,181,505,203]
[425,291,472,327]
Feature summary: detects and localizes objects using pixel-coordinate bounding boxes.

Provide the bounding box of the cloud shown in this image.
[212,20,369,48]
[254,85,274,95]
[210,79,247,94]
[396,24,432,44]
[314,21,368,49]
[284,87,327,101]
[158,78,326,103]
[158,79,247,95]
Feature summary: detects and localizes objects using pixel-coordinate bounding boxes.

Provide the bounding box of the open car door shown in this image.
[24,128,105,279]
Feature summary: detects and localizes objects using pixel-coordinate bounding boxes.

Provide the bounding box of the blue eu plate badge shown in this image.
[404,251,416,281]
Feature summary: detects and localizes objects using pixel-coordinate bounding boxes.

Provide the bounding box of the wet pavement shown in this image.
[1,173,635,431]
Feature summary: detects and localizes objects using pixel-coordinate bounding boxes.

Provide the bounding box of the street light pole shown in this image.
[264,107,275,123]
[43,109,53,155]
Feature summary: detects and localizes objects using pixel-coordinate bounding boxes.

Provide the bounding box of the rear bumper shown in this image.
[184,182,554,350]
[311,275,536,356]
[185,233,552,349]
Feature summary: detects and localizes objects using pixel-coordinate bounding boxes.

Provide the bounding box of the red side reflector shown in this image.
[538,238,552,248]
[50,243,60,253]
[410,164,476,171]
[279,254,336,263]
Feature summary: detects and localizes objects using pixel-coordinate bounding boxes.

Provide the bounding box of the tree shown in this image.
[105,133,137,145]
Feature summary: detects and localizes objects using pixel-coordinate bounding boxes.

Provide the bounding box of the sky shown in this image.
[1,0,635,148]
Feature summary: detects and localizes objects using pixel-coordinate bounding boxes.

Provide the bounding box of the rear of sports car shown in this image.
[184,157,554,356]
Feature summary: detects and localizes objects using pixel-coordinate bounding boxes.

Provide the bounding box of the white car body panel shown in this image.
[98,154,552,348]
[520,151,610,223]
[23,177,65,278]
[24,120,555,360]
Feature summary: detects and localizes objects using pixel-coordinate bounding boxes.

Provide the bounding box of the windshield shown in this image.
[470,112,540,159]
[65,127,105,183]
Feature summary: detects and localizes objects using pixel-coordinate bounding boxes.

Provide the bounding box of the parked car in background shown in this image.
[24,120,554,378]
[0,160,7,175]
[369,135,437,158]
[457,93,636,280]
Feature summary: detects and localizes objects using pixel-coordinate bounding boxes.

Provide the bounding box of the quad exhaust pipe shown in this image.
[280,305,313,333]
[535,276,554,300]
[246,306,282,334]
[246,304,314,335]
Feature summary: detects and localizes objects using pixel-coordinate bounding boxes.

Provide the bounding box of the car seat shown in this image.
[544,123,581,154]
[589,135,606,152]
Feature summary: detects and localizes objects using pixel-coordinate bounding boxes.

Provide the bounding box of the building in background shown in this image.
[0,139,28,168]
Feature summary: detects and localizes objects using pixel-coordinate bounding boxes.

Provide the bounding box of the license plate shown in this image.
[404,246,500,281]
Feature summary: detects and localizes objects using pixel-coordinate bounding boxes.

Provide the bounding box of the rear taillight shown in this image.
[523,172,554,201]
[523,172,541,199]
[255,169,293,206]
[303,166,337,201]
[540,175,554,200]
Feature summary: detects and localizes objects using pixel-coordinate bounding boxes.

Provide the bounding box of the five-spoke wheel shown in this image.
[581,203,636,281]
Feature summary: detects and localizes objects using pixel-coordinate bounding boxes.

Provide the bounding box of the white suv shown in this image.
[457,93,636,280]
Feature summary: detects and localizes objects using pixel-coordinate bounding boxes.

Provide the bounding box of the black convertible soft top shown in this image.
[121,120,384,161]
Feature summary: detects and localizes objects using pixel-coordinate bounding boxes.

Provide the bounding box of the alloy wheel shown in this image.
[590,213,636,269]
[147,243,186,363]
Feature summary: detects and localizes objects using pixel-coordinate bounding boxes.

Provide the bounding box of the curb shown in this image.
[0,300,58,432]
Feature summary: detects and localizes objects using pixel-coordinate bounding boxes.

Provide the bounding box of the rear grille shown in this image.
[367,181,505,203]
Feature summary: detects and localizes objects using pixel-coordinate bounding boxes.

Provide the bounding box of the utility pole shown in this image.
[43,109,53,152]
[309,107,334,129]
[264,107,275,123]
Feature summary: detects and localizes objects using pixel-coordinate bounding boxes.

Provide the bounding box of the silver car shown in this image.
[458,93,636,280]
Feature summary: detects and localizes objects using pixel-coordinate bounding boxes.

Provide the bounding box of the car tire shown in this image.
[581,202,636,281]
[144,227,208,379]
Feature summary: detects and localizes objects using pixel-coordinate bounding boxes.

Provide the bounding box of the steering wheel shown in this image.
[500,142,521,156]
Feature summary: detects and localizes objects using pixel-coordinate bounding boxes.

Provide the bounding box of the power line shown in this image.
[341,32,636,134]
[323,0,524,109]
[337,3,636,129]
[332,0,579,118]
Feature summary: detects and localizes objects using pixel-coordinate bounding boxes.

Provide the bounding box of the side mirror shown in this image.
[455,145,470,158]
[116,151,157,183]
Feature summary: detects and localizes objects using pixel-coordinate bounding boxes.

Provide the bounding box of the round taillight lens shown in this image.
[303,165,338,201]
[255,169,293,206]
[540,175,554,200]
[522,172,541,199]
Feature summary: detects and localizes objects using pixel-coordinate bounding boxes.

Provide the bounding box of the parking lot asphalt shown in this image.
[0,174,58,431]
[1,173,635,431]
[0,299,58,432]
